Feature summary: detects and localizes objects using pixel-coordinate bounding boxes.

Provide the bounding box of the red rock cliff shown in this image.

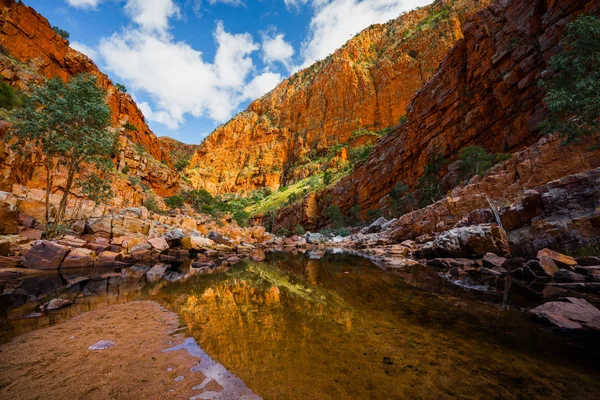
[275,0,600,231]
[186,0,490,195]
[0,0,180,196]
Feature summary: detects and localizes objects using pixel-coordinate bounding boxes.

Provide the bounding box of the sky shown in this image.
[23,0,433,144]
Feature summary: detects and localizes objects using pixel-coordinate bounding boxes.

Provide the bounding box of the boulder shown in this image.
[146,263,169,282]
[60,248,95,269]
[482,253,507,269]
[576,256,600,267]
[164,229,185,241]
[41,298,73,311]
[24,240,70,270]
[207,231,231,245]
[537,249,577,270]
[0,235,30,256]
[306,232,326,244]
[148,237,169,251]
[96,251,123,265]
[0,202,20,234]
[554,270,586,283]
[123,264,151,278]
[420,225,510,258]
[530,297,600,331]
[86,216,112,237]
[363,217,388,234]
[183,236,215,251]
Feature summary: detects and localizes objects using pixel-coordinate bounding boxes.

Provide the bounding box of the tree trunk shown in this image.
[55,159,78,233]
[45,156,52,235]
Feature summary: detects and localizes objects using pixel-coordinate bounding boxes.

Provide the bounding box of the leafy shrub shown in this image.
[294,224,306,235]
[165,195,185,209]
[389,181,416,217]
[323,170,333,185]
[127,176,141,187]
[122,165,130,174]
[115,83,127,93]
[458,146,511,180]
[52,26,70,42]
[140,182,150,192]
[367,208,382,222]
[327,204,344,228]
[334,227,350,237]
[348,145,374,164]
[144,196,163,214]
[174,159,189,171]
[347,204,362,224]
[540,16,600,145]
[123,122,138,132]
[0,81,18,109]
[418,148,446,207]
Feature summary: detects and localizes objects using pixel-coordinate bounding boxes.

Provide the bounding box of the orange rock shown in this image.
[186,0,489,195]
[537,249,577,270]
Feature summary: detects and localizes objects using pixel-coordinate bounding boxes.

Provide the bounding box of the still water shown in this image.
[2,251,600,399]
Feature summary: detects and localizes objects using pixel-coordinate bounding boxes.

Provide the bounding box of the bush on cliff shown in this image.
[0,81,19,109]
[458,146,510,180]
[418,148,446,207]
[165,195,185,209]
[52,26,70,42]
[541,16,600,145]
[8,74,115,236]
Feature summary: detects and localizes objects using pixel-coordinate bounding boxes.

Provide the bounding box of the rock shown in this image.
[86,216,113,238]
[0,234,29,256]
[420,225,510,258]
[576,256,600,267]
[530,297,600,331]
[482,253,507,269]
[214,244,233,253]
[479,267,503,275]
[20,229,43,240]
[250,249,266,262]
[124,237,152,253]
[41,298,73,311]
[123,264,151,278]
[96,251,123,265]
[24,240,71,270]
[526,259,557,279]
[60,248,95,269]
[146,263,169,282]
[164,229,185,241]
[306,232,326,244]
[554,270,587,283]
[363,217,388,234]
[148,237,169,251]
[88,340,117,350]
[537,249,577,270]
[186,236,215,251]
[207,231,231,245]
[0,202,20,234]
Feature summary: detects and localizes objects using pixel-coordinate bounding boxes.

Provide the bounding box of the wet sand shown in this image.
[0,301,254,400]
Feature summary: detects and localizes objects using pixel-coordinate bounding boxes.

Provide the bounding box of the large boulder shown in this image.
[60,248,95,269]
[362,217,388,234]
[148,237,169,251]
[185,236,215,251]
[24,240,71,270]
[530,297,600,331]
[420,224,510,258]
[305,232,326,244]
[86,216,113,238]
[0,202,20,234]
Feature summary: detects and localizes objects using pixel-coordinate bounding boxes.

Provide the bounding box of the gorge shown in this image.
[0,0,599,399]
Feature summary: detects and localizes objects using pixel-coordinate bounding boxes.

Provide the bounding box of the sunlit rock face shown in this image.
[186,0,490,195]
[0,0,180,198]
[275,0,600,231]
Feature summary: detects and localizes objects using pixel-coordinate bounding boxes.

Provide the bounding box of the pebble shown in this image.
[88,340,117,350]
[174,376,184,382]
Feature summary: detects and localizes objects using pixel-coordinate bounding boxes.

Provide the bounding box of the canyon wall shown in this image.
[186,0,490,195]
[0,0,181,197]
[275,0,600,231]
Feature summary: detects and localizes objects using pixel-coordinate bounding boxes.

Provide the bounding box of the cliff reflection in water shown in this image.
[155,252,600,400]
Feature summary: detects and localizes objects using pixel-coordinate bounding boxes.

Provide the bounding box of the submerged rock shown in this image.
[88,340,116,350]
[530,297,600,331]
[41,298,73,311]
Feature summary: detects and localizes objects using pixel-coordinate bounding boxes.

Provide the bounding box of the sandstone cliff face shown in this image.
[275,0,600,231]
[158,137,199,169]
[186,0,490,195]
[0,0,180,197]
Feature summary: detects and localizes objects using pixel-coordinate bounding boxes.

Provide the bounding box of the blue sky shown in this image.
[23,0,432,144]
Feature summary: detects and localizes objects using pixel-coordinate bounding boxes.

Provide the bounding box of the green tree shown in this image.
[418,148,446,207]
[457,146,510,180]
[323,170,333,185]
[115,83,128,93]
[165,195,185,209]
[389,181,415,217]
[327,204,344,229]
[52,26,70,42]
[540,16,600,144]
[0,81,18,109]
[8,74,114,236]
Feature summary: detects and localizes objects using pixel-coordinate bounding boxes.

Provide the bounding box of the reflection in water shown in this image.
[2,252,600,399]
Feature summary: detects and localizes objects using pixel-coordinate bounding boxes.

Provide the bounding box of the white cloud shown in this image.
[284,0,309,11]
[98,22,263,129]
[243,71,284,101]
[299,0,433,68]
[207,0,245,5]
[70,41,99,61]
[261,32,295,70]
[65,0,103,9]
[124,0,181,36]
